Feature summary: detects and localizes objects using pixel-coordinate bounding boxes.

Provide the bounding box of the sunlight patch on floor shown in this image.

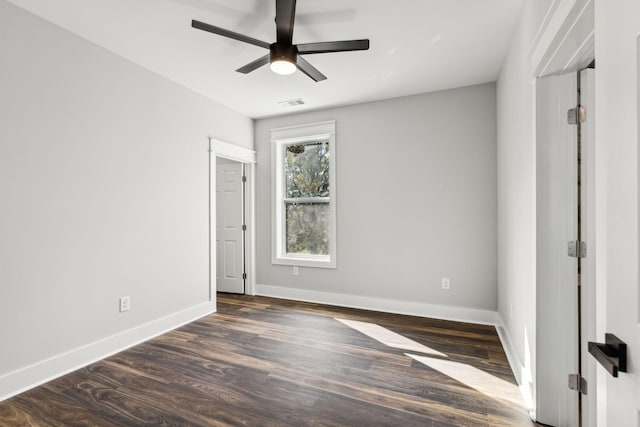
[407,353,526,408]
[335,318,447,357]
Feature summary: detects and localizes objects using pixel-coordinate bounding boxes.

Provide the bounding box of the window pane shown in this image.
[285,203,329,255]
[285,142,329,198]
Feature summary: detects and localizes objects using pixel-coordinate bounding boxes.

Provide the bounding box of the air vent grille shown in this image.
[278,98,305,108]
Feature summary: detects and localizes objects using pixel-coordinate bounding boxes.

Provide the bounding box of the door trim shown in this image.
[209,137,257,300]
[211,137,256,163]
[530,0,594,78]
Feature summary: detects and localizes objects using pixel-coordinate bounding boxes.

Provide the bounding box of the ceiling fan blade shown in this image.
[275,0,296,45]
[236,54,271,74]
[296,56,327,82]
[297,39,370,55]
[192,20,270,49]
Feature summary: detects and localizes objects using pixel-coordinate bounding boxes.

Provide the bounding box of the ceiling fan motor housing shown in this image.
[270,43,298,65]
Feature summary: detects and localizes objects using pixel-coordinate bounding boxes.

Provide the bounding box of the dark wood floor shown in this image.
[0,294,537,426]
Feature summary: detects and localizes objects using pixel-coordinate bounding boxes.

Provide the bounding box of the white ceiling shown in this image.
[8,0,524,119]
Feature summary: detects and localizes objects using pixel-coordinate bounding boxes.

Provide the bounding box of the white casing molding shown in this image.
[270,121,337,269]
[209,136,257,296]
[0,302,215,402]
[255,284,497,325]
[530,0,594,77]
[211,137,256,164]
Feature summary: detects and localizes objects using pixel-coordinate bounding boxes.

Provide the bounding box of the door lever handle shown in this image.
[588,333,627,377]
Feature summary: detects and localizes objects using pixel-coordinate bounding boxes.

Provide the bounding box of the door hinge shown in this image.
[242,175,247,183]
[242,273,247,280]
[242,224,247,231]
[568,374,588,395]
[567,106,586,125]
[568,240,587,258]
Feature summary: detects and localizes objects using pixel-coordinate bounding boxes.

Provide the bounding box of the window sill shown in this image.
[273,255,336,269]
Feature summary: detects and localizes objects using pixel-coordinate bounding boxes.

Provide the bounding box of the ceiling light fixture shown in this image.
[270,58,296,75]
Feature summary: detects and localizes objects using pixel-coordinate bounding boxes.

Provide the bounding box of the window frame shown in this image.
[271,121,336,269]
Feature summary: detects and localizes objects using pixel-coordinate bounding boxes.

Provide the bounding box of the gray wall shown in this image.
[254,84,497,312]
[495,0,537,403]
[0,0,252,383]
[496,0,558,408]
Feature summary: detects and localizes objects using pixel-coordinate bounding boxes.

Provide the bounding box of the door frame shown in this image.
[529,0,596,424]
[209,137,257,300]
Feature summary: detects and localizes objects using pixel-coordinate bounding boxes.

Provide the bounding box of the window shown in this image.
[272,121,336,268]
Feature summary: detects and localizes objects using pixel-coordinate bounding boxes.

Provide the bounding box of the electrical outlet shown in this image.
[441,278,450,290]
[292,266,299,276]
[119,296,131,312]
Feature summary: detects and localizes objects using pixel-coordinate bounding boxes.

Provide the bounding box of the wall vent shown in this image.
[278,98,305,108]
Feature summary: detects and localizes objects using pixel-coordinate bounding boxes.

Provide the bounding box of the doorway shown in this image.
[216,157,246,294]
[208,136,256,299]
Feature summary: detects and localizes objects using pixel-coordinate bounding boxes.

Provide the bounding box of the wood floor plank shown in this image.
[269,367,489,424]
[0,294,539,426]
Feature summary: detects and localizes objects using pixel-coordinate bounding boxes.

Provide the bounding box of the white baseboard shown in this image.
[0,302,216,402]
[255,284,497,325]
[495,313,523,383]
[495,313,535,418]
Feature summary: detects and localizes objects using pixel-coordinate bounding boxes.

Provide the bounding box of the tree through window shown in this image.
[284,141,330,255]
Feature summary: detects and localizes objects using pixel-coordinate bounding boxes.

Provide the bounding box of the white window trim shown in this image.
[271,121,336,269]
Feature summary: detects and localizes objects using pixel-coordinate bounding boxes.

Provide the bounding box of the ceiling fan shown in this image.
[191,0,370,82]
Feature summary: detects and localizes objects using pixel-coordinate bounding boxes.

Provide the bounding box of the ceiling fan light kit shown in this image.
[270,44,297,75]
[270,60,297,75]
[192,0,370,82]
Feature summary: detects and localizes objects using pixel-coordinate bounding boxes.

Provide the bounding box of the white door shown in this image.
[216,158,245,294]
[536,71,579,427]
[596,1,640,424]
